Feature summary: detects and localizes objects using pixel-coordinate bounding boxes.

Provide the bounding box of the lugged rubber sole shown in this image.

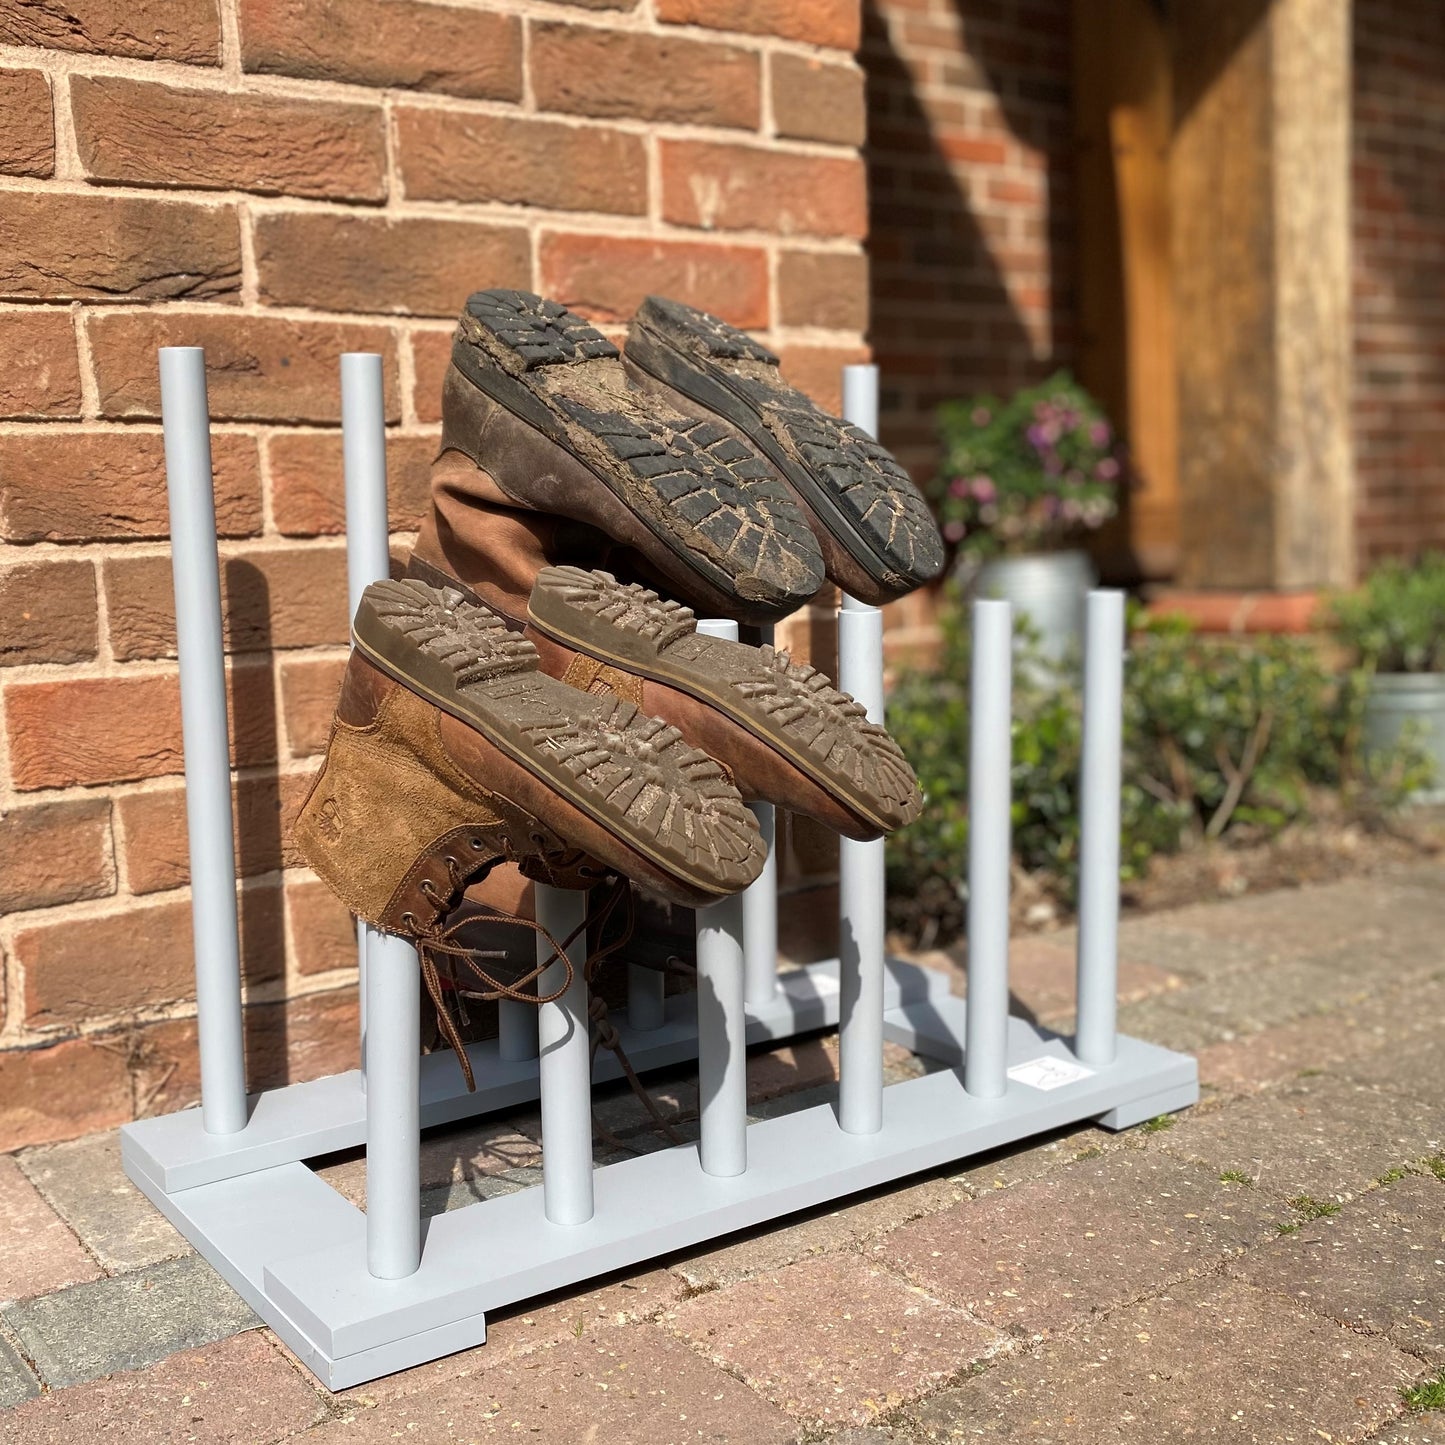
[451,289,824,620]
[352,578,766,900]
[528,566,924,834]
[625,297,946,601]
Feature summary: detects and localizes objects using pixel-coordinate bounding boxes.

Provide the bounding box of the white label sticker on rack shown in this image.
[1007,1056,1095,1091]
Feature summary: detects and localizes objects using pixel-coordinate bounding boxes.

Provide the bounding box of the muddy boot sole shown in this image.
[451,289,824,622]
[528,566,923,834]
[625,297,945,602]
[353,578,765,900]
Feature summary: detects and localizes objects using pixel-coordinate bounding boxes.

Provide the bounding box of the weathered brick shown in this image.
[661,140,867,237]
[397,106,647,215]
[772,54,866,146]
[0,1038,133,1153]
[70,76,386,200]
[408,327,452,425]
[0,1333,322,1443]
[665,1254,994,1425]
[539,233,769,328]
[0,193,239,302]
[287,876,356,976]
[117,770,313,893]
[88,313,399,423]
[657,0,860,50]
[0,309,82,417]
[777,342,870,413]
[531,22,760,129]
[269,430,435,536]
[777,250,869,331]
[0,0,221,64]
[0,1157,100,1303]
[105,544,349,660]
[0,799,112,913]
[279,653,347,756]
[0,559,98,666]
[307,1328,796,1443]
[0,431,261,542]
[0,68,52,176]
[17,882,285,1027]
[912,1277,1417,1443]
[254,211,528,318]
[4,656,276,790]
[240,0,521,99]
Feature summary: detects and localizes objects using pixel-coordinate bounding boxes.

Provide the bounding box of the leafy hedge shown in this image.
[884,592,1430,946]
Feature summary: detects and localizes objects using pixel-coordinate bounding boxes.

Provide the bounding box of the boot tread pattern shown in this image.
[534,567,922,829]
[361,580,764,884]
[634,298,945,589]
[459,290,824,615]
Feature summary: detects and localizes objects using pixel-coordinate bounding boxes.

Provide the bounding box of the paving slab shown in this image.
[908,1277,1419,1443]
[1160,1072,1445,1203]
[1233,1173,1445,1363]
[1343,1032,1445,1108]
[313,1325,799,1443]
[662,1253,1002,1426]
[0,1335,37,1410]
[0,1156,99,1302]
[17,1132,189,1272]
[1,1254,259,1389]
[0,1332,324,1444]
[875,1147,1283,1338]
[1364,1421,1444,1445]
[334,1267,688,1408]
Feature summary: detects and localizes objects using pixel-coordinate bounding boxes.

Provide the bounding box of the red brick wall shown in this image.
[0,0,870,1150]
[1352,0,1445,565]
[863,0,1075,485]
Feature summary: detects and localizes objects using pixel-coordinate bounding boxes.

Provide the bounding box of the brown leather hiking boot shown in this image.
[439,289,825,626]
[408,472,923,842]
[293,578,767,936]
[624,297,945,606]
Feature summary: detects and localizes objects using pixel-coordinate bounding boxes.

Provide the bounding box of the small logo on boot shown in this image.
[315,797,344,841]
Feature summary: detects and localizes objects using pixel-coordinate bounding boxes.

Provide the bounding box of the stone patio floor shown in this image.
[1,861,1442,1442]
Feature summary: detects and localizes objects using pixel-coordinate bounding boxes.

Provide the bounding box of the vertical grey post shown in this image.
[1075,590,1125,1067]
[742,615,780,1009]
[159,347,247,1137]
[964,599,1013,1099]
[536,884,593,1224]
[837,363,887,1135]
[742,800,778,1008]
[341,354,391,1077]
[364,929,421,1278]
[695,619,748,1176]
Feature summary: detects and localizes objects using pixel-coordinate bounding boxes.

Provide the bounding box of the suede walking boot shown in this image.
[294,577,767,936]
[408,477,922,840]
[439,289,825,625]
[624,297,945,605]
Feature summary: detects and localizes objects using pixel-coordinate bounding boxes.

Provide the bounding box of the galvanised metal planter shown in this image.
[970,548,1097,666]
[1363,672,1445,803]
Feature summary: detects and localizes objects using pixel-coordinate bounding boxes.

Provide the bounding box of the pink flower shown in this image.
[949,477,971,498]
[1089,420,1112,447]
[1095,457,1120,481]
[943,520,967,542]
[970,475,997,503]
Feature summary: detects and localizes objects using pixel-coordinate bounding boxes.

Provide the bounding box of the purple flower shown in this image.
[1026,423,1048,451]
[1089,420,1112,447]
[1095,456,1120,481]
[943,520,967,542]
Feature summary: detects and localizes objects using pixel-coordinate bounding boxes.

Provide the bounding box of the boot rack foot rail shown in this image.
[121,350,1198,1389]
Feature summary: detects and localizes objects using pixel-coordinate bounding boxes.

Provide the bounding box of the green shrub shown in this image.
[885,590,1416,945]
[1328,554,1445,673]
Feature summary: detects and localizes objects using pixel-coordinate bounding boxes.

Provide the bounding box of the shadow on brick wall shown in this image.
[862,0,1075,484]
